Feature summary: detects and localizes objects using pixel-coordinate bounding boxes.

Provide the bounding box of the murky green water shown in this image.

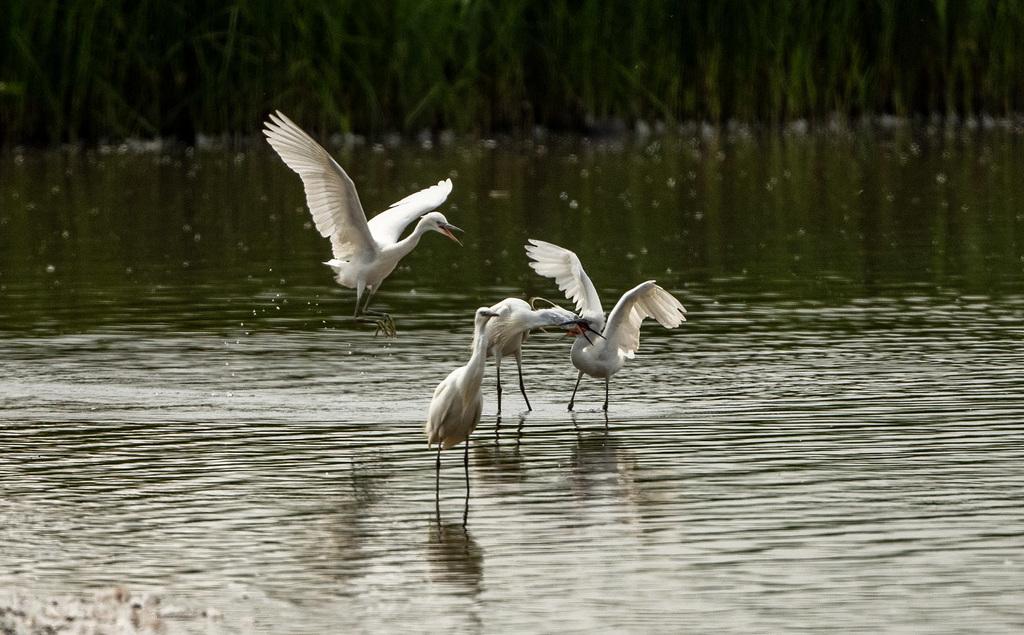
[2,126,1024,633]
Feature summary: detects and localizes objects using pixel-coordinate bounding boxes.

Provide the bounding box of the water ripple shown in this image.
[2,293,1024,633]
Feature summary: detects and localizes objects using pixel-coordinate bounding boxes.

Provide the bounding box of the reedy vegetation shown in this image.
[2,0,1023,144]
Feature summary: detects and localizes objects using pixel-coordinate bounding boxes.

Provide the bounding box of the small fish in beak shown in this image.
[560,318,604,345]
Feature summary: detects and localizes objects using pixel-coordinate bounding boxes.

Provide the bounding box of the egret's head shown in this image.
[474,307,500,328]
[551,311,581,331]
[422,212,463,245]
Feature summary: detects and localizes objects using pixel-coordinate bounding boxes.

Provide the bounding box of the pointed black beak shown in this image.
[560,319,605,345]
[575,320,605,339]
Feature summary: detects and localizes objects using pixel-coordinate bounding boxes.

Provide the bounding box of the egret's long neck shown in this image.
[464,322,490,387]
[571,333,590,356]
[527,308,575,331]
[388,217,432,259]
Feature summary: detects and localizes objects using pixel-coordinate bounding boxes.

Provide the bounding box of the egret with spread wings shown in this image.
[525,239,687,411]
[264,111,462,337]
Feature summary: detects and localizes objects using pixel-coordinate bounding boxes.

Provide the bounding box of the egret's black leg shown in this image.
[568,370,584,411]
[361,288,377,314]
[463,442,470,500]
[603,377,609,411]
[355,289,396,337]
[435,445,442,513]
[495,358,503,414]
[516,355,532,411]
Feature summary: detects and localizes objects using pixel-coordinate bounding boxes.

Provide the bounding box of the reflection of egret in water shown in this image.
[567,416,642,510]
[426,517,484,630]
[570,409,610,433]
[348,452,390,506]
[572,426,619,475]
[473,414,527,480]
[493,413,526,447]
[295,459,391,590]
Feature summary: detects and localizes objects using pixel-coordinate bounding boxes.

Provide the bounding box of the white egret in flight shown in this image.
[263,111,462,337]
[426,307,499,508]
[484,297,578,413]
[525,239,686,411]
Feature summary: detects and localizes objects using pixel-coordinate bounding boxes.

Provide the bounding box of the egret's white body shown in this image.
[484,298,578,413]
[426,307,499,500]
[525,239,687,410]
[263,111,462,336]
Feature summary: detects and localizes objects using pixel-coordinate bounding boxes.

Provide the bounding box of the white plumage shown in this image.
[484,297,579,413]
[526,239,687,411]
[426,307,499,502]
[263,110,462,336]
[525,239,605,329]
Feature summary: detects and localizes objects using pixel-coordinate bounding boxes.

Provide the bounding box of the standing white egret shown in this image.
[525,238,687,411]
[263,110,463,337]
[484,297,578,413]
[426,307,499,506]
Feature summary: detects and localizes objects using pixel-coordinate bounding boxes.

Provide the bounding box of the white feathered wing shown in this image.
[263,111,375,261]
[602,281,686,360]
[525,239,605,330]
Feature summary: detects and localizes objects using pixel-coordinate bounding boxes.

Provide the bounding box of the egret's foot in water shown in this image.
[374,314,397,338]
[357,313,397,338]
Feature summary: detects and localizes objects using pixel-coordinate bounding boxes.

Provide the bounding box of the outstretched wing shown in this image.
[603,281,686,359]
[366,179,453,245]
[263,111,375,260]
[525,239,605,329]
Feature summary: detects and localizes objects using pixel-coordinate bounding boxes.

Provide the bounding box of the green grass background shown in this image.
[3,1,1023,144]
